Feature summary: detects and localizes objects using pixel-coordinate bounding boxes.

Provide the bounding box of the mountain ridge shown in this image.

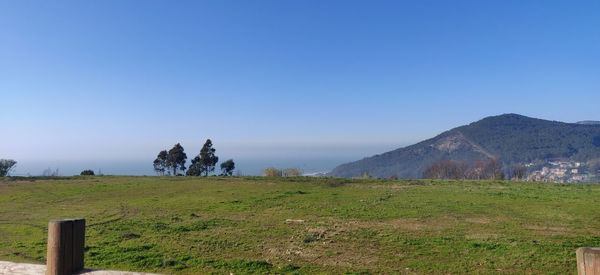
[329,114,600,178]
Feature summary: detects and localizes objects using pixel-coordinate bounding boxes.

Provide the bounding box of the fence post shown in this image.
[46,219,85,275]
[577,247,600,275]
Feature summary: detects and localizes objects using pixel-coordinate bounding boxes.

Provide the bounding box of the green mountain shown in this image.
[329,114,600,178]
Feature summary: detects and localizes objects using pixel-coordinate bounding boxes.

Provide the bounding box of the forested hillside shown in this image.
[330,114,600,178]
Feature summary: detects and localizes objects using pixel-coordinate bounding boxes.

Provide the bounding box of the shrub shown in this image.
[282,168,302,177]
[80,170,95,176]
[263,167,282,177]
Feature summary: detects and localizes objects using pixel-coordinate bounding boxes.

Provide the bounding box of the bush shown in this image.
[282,168,302,177]
[80,170,95,176]
[262,167,282,177]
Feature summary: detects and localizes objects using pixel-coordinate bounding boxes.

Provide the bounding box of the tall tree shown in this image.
[167,143,187,176]
[220,159,235,176]
[153,150,168,176]
[187,139,219,176]
[0,159,17,177]
[199,139,219,176]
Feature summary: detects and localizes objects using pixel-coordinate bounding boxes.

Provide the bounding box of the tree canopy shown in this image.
[153,150,168,176]
[187,139,219,176]
[0,159,17,177]
[220,159,235,176]
[80,170,95,176]
[166,144,187,176]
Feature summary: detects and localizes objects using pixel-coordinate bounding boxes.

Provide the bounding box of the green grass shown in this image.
[1,176,600,274]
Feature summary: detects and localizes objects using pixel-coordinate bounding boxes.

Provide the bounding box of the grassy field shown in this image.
[1,176,600,274]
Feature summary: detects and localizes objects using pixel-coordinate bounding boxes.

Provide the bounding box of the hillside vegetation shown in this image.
[330,114,600,178]
[1,176,600,274]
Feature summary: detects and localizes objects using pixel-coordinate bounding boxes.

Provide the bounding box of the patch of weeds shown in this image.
[150,222,169,231]
[407,180,428,186]
[120,232,141,240]
[278,264,301,272]
[173,218,237,232]
[326,180,349,187]
[376,193,393,202]
[349,228,379,239]
[249,190,307,206]
[304,228,328,243]
[284,190,308,195]
[162,258,187,270]
[470,241,503,250]
[304,233,320,243]
[86,243,165,269]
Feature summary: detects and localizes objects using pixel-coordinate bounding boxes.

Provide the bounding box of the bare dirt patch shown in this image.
[263,238,379,269]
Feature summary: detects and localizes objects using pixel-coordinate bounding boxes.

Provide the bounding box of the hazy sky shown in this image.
[2,1,600,174]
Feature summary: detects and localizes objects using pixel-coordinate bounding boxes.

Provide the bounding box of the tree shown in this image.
[199,139,219,176]
[482,158,504,180]
[220,159,235,176]
[80,170,95,176]
[167,143,187,176]
[153,150,168,176]
[423,158,504,180]
[0,159,17,177]
[423,160,468,179]
[510,165,527,180]
[188,139,219,176]
[186,156,201,176]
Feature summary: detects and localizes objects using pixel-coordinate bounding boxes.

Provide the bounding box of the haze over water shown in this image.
[10,143,401,176]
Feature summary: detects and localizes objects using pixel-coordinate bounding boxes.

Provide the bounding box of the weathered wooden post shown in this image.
[46,219,85,275]
[577,247,600,275]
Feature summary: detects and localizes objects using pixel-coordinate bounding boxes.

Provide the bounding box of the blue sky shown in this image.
[1,1,600,175]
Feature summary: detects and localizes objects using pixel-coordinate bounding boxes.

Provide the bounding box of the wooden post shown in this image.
[46,219,85,275]
[577,247,600,275]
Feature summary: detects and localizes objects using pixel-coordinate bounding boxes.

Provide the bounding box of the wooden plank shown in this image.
[577,247,600,275]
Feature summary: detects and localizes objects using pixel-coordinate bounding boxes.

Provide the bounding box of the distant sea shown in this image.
[10,143,404,177]
[10,157,358,177]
